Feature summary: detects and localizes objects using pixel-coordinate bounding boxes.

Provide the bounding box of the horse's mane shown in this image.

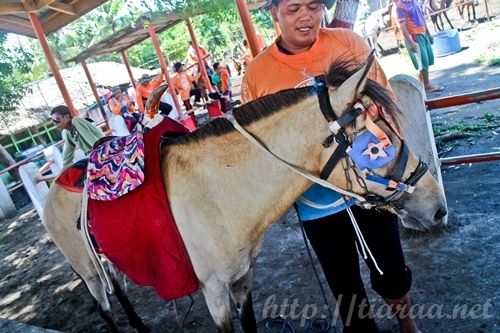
[165,59,400,147]
[322,59,402,131]
[165,87,312,146]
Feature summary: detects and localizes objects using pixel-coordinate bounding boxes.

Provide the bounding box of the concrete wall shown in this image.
[0,177,16,220]
[389,74,447,206]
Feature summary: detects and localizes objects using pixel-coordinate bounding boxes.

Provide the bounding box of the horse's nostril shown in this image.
[435,207,448,220]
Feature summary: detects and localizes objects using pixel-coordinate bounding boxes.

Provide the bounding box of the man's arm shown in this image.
[150,73,164,89]
[399,22,418,52]
[61,131,75,167]
[136,86,145,112]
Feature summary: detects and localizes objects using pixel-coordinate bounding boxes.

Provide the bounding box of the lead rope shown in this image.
[344,202,384,275]
[230,118,367,203]
[80,183,114,294]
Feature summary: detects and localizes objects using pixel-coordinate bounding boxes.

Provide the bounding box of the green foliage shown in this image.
[0,33,34,115]
[12,0,277,87]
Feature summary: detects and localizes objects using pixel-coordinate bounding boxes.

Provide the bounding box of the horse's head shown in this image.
[316,54,447,231]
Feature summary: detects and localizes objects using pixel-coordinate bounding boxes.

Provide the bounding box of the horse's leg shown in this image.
[470,3,477,22]
[108,265,150,333]
[202,275,234,333]
[229,269,257,333]
[79,271,121,333]
[443,12,454,29]
[437,14,445,31]
[431,15,439,31]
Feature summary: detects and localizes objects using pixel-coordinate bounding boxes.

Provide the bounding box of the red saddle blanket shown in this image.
[55,159,88,193]
[88,118,198,300]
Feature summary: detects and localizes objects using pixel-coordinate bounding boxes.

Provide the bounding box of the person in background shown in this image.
[242,1,422,332]
[171,62,203,125]
[187,41,210,68]
[51,105,103,167]
[108,86,135,115]
[396,0,444,93]
[135,73,173,116]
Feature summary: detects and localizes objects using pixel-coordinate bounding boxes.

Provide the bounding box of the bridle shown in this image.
[229,77,428,208]
[314,77,428,208]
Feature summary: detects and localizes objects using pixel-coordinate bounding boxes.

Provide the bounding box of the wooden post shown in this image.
[27,12,77,117]
[146,21,183,119]
[185,18,214,94]
[235,0,260,57]
[120,50,137,90]
[81,60,108,125]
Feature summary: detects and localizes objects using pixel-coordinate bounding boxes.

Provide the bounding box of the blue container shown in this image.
[433,29,462,57]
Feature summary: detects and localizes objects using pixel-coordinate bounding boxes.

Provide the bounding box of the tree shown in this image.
[329,0,360,29]
[0,32,32,176]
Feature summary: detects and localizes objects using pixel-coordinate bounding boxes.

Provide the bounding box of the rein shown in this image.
[230,78,428,208]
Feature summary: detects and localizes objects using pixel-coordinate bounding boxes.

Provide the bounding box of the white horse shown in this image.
[42,55,447,332]
[354,8,390,58]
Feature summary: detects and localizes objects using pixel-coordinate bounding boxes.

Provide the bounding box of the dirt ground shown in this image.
[1,9,499,333]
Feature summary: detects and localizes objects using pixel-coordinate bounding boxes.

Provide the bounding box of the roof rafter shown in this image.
[46,1,75,15]
[0,2,26,14]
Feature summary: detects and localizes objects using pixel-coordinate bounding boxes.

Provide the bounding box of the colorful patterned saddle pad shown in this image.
[86,124,145,201]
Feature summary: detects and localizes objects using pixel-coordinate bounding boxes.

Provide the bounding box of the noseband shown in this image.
[314,78,428,208]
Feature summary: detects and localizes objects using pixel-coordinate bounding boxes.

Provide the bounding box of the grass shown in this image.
[432,112,500,151]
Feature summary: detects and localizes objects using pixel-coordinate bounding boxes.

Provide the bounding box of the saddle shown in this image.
[88,118,198,300]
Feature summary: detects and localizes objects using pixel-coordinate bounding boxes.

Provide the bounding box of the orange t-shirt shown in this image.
[241,28,389,103]
[108,95,135,115]
[171,72,201,101]
[135,74,164,112]
[220,68,230,92]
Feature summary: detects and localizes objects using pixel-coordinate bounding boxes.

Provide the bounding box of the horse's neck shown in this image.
[164,96,330,244]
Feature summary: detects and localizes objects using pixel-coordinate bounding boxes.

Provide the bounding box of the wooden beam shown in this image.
[0,15,32,29]
[22,0,38,12]
[47,1,75,15]
[0,3,26,15]
[35,0,56,10]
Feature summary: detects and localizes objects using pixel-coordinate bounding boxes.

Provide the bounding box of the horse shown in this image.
[354,8,388,58]
[42,54,447,332]
[454,0,477,25]
[354,4,405,58]
[423,0,454,31]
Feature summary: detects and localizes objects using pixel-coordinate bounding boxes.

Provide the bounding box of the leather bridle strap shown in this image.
[320,132,349,180]
[391,141,409,182]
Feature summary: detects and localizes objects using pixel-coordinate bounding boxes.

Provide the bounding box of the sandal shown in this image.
[426,85,445,93]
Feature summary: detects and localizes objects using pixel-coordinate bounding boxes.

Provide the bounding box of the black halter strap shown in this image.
[315,78,336,121]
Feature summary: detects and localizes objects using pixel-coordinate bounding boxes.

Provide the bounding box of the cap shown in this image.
[265,0,332,8]
[138,74,152,83]
[111,86,121,95]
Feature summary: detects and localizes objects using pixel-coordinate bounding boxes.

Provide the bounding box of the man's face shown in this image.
[52,112,70,131]
[271,0,323,54]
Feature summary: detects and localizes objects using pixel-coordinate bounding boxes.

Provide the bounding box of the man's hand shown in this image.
[428,33,434,44]
[409,40,418,52]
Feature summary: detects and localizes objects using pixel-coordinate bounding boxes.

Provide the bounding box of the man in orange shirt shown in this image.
[242,1,421,333]
[171,62,203,124]
[135,73,173,116]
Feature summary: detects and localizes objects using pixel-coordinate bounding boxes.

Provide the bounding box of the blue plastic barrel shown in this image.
[432,29,462,57]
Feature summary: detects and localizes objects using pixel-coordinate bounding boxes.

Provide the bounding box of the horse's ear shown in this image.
[328,51,375,113]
